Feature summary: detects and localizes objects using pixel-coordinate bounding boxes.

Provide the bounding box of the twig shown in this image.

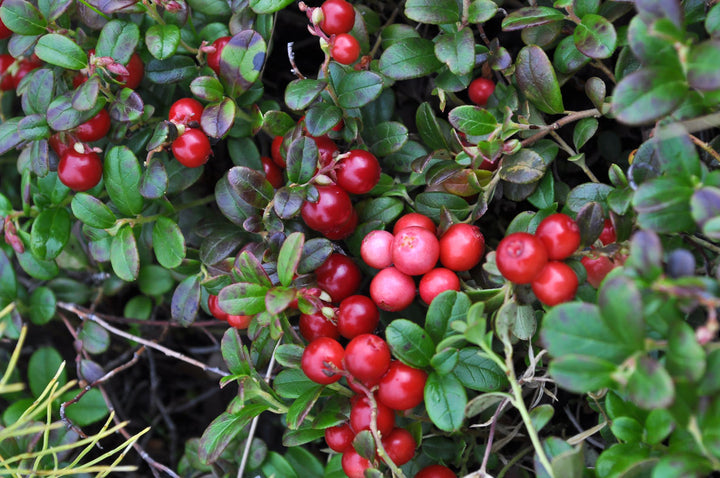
[58,302,230,378]
[690,134,720,164]
[520,109,601,148]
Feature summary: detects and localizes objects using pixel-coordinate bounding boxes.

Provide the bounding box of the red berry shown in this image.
[208,294,229,321]
[496,232,549,284]
[581,254,615,288]
[49,133,75,159]
[301,185,353,234]
[314,135,338,169]
[271,135,286,167]
[382,428,416,466]
[315,253,362,303]
[119,53,144,89]
[599,218,616,245]
[323,208,358,240]
[169,98,204,125]
[325,423,354,452]
[172,128,212,168]
[336,149,381,194]
[531,261,578,306]
[0,54,15,91]
[361,230,394,269]
[337,295,379,339]
[0,15,11,40]
[370,267,415,312]
[439,223,485,271]
[75,109,111,142]
[227,314,252,329]
[301,337,345,384]
[377,361,427,411]
[11,57,41,89]
[344,334,391,384]
[331,33,360,65]
[419,268,460,304]
[320,0,356,35]
[535,213,581,260]
[468,77,495,106]
[341,448,371,478]
[58,149,103,192]
[207,36,231,74]
[261,155,284,189]
[392,226,440,276]
[393,213,435,235]
[299,310,340,342]
[349,394,395,436]
[416,465,457,478]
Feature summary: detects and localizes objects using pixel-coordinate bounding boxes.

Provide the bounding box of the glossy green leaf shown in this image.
[146,56,197,84]
[190,76,225,102]
[554,35,591,74]
[152,216,186,269]
[219,282,268,315]
[448,105,498,136]
[666,321,706,382]
[171,274,201,326]
[424,372,466,432]
[201,98,236,139]
[548,354,617,393]
[96,19,139,64]
[499,148,548,184]
[227,166,274,209]
[30,207,70,261]
[404,0,459,24]
[146,24,180,60]
[379,38,443,80]
[219,30,266,97]
[611,67,687,126]
[573,14,617,59]
[687,39,720,92]
[386,319,435,368]
[434,27,475,76]
[78,321,109,354]
[110,225,139,281]
[453,348,507,392]
[573,118,598,151]
[502,7,564,31]
[71,193,116,229]
[35,34,87,70]
[363,121,408,156]
[626,357,675,409]
[277,232,304,287]
[597,276,645,354]
[249,0,294,13]
[104,146,144,216]
[28,346,66,397]
[633,176,695,233]
[0,0,47,36]
[515,45,564,114]
[286,137,318,185]
[62,388,108,426]
[337,71,383,109]
[425,291,471,343]
[284,78,326,111]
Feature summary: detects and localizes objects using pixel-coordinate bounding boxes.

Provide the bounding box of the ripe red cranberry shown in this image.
[382,428,416,466]
[336,149,381,194]
[535,213,581,260]
[301,185,353,234]
[299,310,340,342]
[419,268,460,304]
[325,423,354,453]
[11,56,42,89]
[208,294,229,321]
[58,149,103,192]
[392,226,440,276]
[75,109,111,142]
[496,232,549,284]
[361,230,394,269]
[314,135,339,169]
[439,223,485,271]
[337,295,379,339]
[344,334,391,384]
[119,52,144,89]
[531,261,579,306]
[341,448,371,478]
[0,54,15,91]
[207,36,231,74]
[320,0,356,35]
[315,253,362,303]
[49,133,76,159]
[331,33,360,65]
[227,314,252,329]
[468,77,495,106]
[393,212,435,235]
[581,254,615,288]
[349,394,395,436]
[301,337,345,384]
[370,267,415,312]
[416,465,457,478]
[599,218,616,245]
[377,361,427,410]
[172,128,212,168]
[271,135,286,167]
[323,208,358,240]
[169,98,204,125]
[261,156,284,189]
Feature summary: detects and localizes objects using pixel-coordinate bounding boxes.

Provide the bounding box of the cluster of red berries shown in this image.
[0,53,42,91]
[361,213,485,310]
[207,294,252,329]
[317,0,361,65]
[580,218,618,288]
[298,144,381,240]
[496,213,581,306]
[300,331,427,477]
[168,98,213,168]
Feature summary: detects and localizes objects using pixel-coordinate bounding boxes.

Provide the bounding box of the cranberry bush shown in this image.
[2,0,720,476]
